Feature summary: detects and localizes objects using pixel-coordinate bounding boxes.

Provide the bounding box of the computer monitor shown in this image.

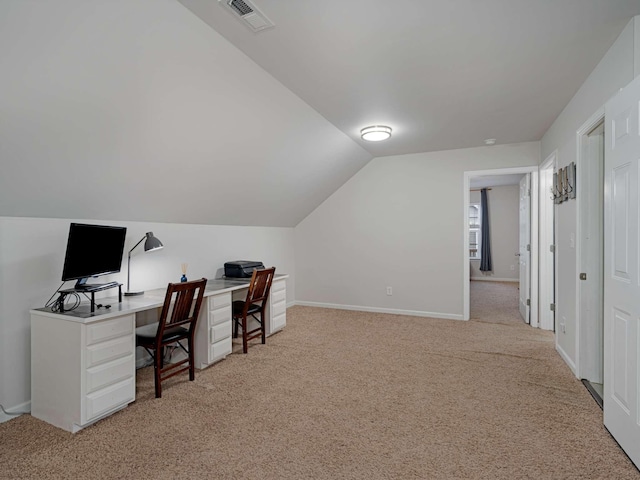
[61,223,127,288]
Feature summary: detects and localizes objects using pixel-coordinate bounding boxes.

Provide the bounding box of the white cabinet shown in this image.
[266,278,287,335]
[31,313,135,433]
[194,292,233,369]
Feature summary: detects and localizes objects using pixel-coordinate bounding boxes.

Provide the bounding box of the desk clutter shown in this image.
[51,282,122,313]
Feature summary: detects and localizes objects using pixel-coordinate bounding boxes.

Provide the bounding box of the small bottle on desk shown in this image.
[180,263,188,282]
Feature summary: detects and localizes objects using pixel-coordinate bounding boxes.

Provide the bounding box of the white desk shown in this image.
[30,275,288,433]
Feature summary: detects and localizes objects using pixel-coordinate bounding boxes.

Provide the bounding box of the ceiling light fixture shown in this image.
[484,138,496,146]
[361,125,392,142]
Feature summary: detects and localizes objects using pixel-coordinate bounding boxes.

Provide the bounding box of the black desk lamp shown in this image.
[124,232,163,296]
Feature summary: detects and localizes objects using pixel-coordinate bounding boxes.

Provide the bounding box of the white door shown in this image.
[539,157,556,331]
[603,74,640,468]
[519,174,531,323]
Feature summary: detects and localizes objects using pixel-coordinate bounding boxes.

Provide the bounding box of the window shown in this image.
[469,203,481,259]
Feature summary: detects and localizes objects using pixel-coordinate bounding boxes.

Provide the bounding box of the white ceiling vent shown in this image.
[219,0,275,33]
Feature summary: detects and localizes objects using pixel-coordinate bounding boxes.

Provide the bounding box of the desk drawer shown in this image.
[86,316,134,346]
[209,293,231,310]
[86,336,134,368]
[209,338,232,363]
[209,305,231,326]
[271,289,286,305]
[85,377,134,422]
[210,321,231,343]
[272,312,286,332]
[272,280,286,293]
[272,299,286,318]
[85,355,134,394]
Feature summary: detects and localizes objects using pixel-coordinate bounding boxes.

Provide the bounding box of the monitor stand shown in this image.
[74,278,117,290]
[57,283,122,313]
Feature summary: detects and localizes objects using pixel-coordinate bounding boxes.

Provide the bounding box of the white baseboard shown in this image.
[0,400,31,423]
[555,343,577,377]
[293,301,464,321]
[471,277,519,283]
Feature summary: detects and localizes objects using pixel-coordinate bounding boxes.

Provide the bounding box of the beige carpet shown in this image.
[470,280,523,324]
[1,282,638,479]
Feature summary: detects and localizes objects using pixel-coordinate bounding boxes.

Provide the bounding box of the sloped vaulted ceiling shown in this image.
[179,0,640,157]
[3,0,639,227]
[0,0,371,227]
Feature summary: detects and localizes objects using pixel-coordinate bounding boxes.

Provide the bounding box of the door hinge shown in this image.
[526,244,531,252]
[580,273,587,280]
[550,303,555,311]
[526,299,531,306]
[550,245,555,253]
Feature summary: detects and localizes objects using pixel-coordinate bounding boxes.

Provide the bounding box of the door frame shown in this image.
[463,166,539,323]
[575,108,605,381]
[539,152,556,331]
[519,174,532,324]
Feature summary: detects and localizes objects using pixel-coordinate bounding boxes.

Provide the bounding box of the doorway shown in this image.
[463,167,539,324]
[518,174,531,324]
[577,116,605,406]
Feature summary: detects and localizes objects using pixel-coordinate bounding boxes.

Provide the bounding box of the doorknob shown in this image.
[515,253,521,256]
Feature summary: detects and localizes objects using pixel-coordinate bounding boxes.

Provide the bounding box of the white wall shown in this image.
[294,142,539,319]
[0,0,371,228]
[0,216,294,417]
[540,17,638,371]
[469,185,520,281]
[635,16,640,78]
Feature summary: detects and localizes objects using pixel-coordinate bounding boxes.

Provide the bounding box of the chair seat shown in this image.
[136,322,189,344]
[232,300,261,316]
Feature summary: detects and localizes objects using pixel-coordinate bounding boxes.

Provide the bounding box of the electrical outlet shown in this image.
[386,286,392,296]
[510,264,515,271]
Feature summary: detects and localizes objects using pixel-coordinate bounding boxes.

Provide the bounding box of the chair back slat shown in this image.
[169,286,196,326]
[245,267,276,305]
[156,278,207,339]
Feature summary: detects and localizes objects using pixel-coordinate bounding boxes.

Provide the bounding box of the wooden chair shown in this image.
[135,278,207,398]
[232,267,276,353]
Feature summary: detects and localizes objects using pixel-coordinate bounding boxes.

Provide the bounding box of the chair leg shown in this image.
[188,337,195,381]
[261,314,266,345]
[154,347,163,398]
[242,314,248,354]
[233,316,238,339]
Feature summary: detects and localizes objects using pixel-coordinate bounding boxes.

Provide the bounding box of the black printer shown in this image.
[224,260,265,278]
